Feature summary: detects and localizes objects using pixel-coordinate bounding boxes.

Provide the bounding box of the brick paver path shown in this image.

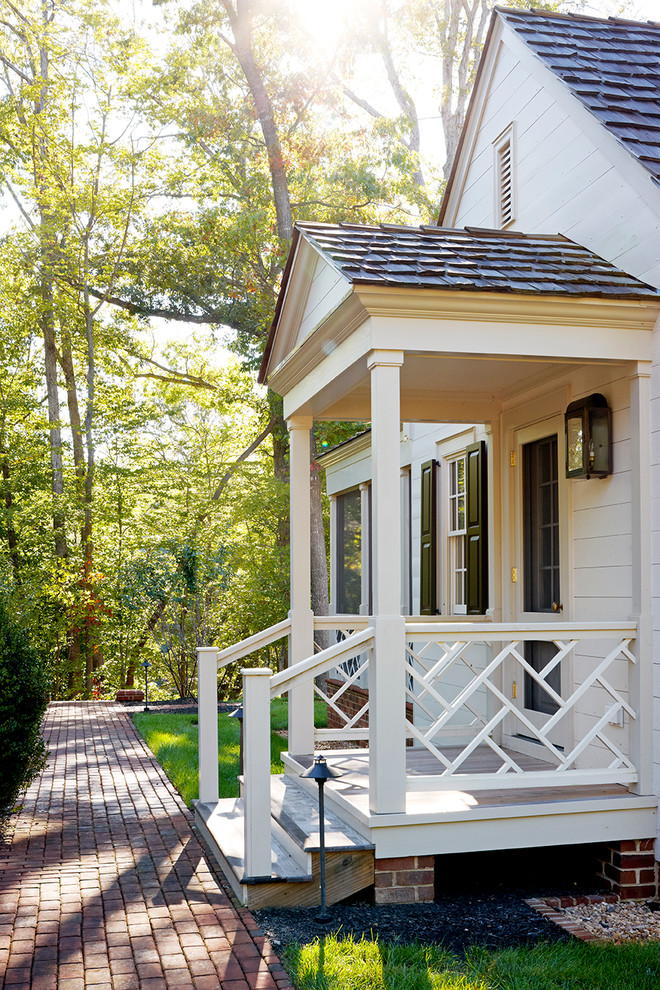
[0,703,293,990]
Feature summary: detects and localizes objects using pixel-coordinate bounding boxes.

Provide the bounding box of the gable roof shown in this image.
[439,7,660,224]
[497,7,660,186]
[258,221,657,381]
[285,222,655,297]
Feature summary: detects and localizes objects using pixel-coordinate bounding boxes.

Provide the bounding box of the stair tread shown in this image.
[196,798,312,883]
[271,775,374,853]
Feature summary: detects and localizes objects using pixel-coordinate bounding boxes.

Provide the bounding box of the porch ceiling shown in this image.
[315,351,581,422]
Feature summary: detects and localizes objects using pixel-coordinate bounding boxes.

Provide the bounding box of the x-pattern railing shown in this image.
[404,621,638,787]
[313,616,371,741]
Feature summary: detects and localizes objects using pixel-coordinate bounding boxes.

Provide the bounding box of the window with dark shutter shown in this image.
[419,459,437,614]
[465,440,488,615]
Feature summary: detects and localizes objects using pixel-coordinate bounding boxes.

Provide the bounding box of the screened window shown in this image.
[336,489,362,614]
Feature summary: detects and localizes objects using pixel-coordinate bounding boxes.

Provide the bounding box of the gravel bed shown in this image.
[561,900,660,943]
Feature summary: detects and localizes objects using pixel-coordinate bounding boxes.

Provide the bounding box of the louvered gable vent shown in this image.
[494,124,515,228]
[498,140,513,225]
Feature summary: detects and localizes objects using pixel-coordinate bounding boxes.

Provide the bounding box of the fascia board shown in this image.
[500,23,660,216]
[268,292,369,397]
[440,18,504,226]
[354,285,660,332]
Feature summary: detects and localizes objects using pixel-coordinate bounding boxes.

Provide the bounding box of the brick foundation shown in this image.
[596,839,659,900]
[326,679,414,746]
[115,689,145,702]
[374,855,435,904]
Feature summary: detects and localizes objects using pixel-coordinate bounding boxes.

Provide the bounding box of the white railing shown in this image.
[242,626,374,877]
[313,616,371,742]
[197,618,292,807]
[404,620,638,791]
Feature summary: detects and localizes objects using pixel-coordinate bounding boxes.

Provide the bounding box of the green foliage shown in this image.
[0,601,48,812]
[284,937,660,990]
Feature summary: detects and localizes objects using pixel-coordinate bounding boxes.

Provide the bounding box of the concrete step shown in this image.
[194,774,374,909]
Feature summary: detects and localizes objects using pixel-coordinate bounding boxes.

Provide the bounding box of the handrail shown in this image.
[405,620,637,640]
[270,627,374,699]
[313,615,370,630]
[214,617,291,668]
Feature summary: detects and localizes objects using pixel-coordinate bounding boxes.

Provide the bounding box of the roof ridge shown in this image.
[495,6,660,30]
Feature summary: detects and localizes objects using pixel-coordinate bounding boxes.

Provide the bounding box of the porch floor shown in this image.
[286,744,652,834]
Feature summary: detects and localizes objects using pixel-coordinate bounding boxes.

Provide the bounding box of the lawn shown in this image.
[133,697,327,806]
[284,936,660,990]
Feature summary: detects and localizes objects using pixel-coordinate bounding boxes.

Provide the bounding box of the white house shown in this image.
[194,8,660,908]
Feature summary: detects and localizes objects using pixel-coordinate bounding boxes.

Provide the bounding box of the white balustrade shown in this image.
[404,620,639,791]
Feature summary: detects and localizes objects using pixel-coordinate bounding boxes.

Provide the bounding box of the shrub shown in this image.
[0,601,48,813]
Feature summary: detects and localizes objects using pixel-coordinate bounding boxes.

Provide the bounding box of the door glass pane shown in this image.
[523,436,560,714]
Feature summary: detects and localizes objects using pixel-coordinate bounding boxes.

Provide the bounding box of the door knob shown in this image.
[552,601,563,613]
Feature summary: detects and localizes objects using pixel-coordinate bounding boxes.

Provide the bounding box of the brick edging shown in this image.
[525,893,619,942]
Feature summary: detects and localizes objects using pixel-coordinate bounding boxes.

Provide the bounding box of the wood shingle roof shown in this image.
[497,7,660,185]
[296,222,658,298]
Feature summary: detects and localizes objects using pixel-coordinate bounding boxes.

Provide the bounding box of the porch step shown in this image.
[194,775,374,909]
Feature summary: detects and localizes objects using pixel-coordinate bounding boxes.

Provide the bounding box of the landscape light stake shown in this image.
[228,704,244,777]
[300,755,344,923]
[142,659,151,712]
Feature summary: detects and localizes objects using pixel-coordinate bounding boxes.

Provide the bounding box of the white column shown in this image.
[197,647,219,804]
[367,350,406,814]
[287,416,315,755]
[359,483,371,615]
[242,667,273,878]
[630,362,653,794]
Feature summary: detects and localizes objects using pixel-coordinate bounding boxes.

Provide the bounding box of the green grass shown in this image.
[283,936,660,990]
[133,697,327,807]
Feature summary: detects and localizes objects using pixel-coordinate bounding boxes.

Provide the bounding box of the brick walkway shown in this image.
[0,703,293,990]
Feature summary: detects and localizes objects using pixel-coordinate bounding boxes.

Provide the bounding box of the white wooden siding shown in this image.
[295,253,347,349]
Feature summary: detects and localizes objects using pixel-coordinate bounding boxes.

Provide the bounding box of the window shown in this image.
[493,123,515,228]
[336,489,362,614]
[420,441,488,616]
[448,456,467,614]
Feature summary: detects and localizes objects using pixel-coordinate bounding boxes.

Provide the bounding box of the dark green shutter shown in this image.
[466,440,488,615]
[420,459,437,615]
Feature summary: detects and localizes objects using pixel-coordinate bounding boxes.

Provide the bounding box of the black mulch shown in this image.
[255,847,610,952]
[254,893,570,953]
[118,697,239,715]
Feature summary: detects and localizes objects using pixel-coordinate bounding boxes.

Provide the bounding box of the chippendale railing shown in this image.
[313,616,370,742]
[404,620,638,791]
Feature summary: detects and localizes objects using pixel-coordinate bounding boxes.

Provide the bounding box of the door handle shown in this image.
[552,601,563,613]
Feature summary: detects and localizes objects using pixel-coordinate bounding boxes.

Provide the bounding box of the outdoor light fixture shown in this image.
[142,659,151,712]
[300,754,344,923]
[228,704,244,777]
[565,393,612,479]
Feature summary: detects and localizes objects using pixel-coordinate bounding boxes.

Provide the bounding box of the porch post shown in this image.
[287,416,315,755]
[197,647,219,804]
[368,350,406,814]
[242,667,273,878]
[629,362,653,795]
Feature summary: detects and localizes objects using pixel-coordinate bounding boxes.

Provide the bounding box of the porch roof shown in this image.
[287,222,657,298]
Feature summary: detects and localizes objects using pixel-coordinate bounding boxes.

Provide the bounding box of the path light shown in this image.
[142,659,151,712]
[228,704,244,777]
[300,755,344,923]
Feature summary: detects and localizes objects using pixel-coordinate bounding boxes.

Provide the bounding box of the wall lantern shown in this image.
[565,393,612,479]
